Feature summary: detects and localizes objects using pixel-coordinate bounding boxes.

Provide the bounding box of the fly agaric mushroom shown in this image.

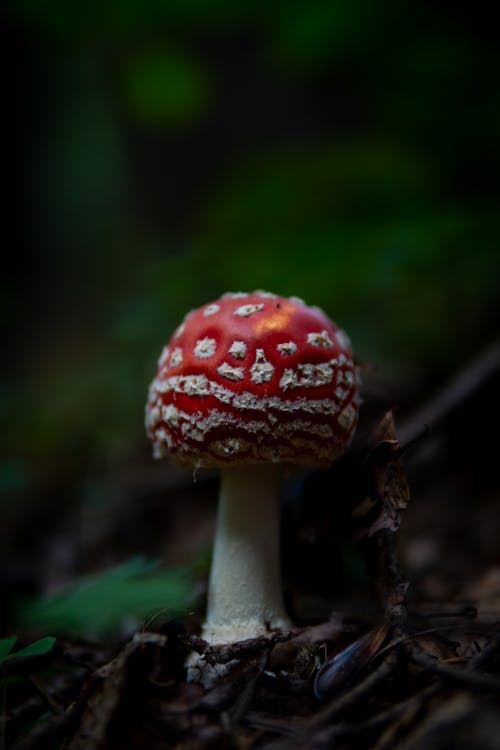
[145,291,359,648]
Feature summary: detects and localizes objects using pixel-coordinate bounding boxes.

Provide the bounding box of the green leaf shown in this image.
[0,636,55,665]
[8,637,56,661]
[17,558,194,639]
[0,637,17,662]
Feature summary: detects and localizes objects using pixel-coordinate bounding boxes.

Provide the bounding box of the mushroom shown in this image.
[145,291,359,661]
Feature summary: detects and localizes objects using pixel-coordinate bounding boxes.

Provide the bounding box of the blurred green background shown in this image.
[2,0,499,634]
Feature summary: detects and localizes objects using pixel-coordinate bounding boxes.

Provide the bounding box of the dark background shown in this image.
[2,0,500,641]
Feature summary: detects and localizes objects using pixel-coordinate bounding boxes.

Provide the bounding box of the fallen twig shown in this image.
[263,655,398,749]
[295,682,438,750]
[397,340,500,447]
[406,641,500,693]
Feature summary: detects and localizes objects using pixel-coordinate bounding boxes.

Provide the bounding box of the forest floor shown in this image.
[3,345,500,750]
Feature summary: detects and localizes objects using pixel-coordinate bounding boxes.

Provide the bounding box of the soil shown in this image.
[3,345,500,750]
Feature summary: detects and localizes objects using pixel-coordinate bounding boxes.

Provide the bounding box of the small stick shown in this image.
[302,683,438,750]
[263,656,398,750]
[405,640,500,693]
[397,340,500,447]
[467,631,500,670]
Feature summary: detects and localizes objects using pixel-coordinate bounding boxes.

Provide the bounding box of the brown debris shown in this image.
[7,378,500,749]
[366,412,411,536]
[67,633,167,750]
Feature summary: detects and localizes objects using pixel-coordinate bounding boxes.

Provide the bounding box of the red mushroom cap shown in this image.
[146,291,360,469]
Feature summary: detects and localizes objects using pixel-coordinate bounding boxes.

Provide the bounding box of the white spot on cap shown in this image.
[279,369,298,390]
[183,375,211,396]
[145,405,161,430]
[338,403,357,430]
[181,422,204,441]
[299,363,333,387]
[234,303,265,317]
[191,408,230,434]
[170,348,183,367]
[162,404,180,427]
[277,341,297,356]
[231,390,263,409]
[158,346,170,367]
[153,439,170,459]
[194,337,217,359]
[335,329,352,351]
[211,437,250,457]
[173,321,186,339]
[152,444,163,459]
[250,349,274,384]
[229,340,247,359]
[156,374,341,416]
[340,370,354,385]
[337,353,348,366]
[203,304,220,317]
[217,362,244,381]
[280,363,333,390]
[307,330,334,348]
[149,377,169,394]
[222,291,249,299]
[154,428,173,450]
[254,290,277,298]
[289,296,305,305]
[210,382,234,404]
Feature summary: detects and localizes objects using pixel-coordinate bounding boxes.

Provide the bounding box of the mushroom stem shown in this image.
[202,463,292,644]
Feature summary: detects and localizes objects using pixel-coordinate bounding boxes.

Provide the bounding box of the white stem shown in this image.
[202,464,292,643]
